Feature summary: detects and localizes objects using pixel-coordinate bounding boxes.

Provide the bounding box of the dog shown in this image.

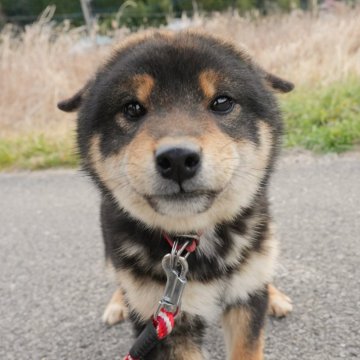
[58,30,294,359]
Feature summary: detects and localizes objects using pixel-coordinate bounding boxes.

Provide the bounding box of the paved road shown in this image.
[1,152,359,360]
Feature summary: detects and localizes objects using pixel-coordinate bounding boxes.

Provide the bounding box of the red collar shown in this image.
[163,232,201,254]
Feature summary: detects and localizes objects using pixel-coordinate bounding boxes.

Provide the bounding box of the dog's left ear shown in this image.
[263,72,294,93]
[57,82,91,112]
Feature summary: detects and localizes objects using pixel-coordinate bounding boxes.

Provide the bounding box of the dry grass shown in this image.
[0,18,114,139]
[200,7,360,86]
[0,7,359,169]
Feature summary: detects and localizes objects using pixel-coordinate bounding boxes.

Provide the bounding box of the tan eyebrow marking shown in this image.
[133,74,155,104]
[199,69,221,99]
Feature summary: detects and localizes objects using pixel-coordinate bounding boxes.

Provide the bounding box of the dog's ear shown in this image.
[234,45,294,93]
[57,82,90,112]
[263,72,294,93]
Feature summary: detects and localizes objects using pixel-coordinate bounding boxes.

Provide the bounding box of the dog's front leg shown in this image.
[222,289,268,360]
[103,288,129,326]
[268,284,293,318]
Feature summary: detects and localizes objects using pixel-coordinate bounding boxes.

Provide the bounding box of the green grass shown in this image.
[0,78,359,171]
[282,78,360,152]
[0,133,78,171]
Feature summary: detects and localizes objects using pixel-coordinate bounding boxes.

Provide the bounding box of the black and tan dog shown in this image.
[58,30,293,359]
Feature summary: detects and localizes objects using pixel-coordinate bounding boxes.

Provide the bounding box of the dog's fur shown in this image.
[58,30,293,359]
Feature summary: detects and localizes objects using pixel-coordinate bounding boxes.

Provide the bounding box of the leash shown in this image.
[123,232,201,360]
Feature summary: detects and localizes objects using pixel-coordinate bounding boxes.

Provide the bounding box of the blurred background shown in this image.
[0,0,359,170]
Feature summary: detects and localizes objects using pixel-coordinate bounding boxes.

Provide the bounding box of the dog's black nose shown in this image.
[156,147,201,184]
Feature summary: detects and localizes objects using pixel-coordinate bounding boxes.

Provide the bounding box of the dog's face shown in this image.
[59,31,293,233]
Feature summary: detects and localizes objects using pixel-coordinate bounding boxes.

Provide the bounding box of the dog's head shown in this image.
[58,30,293,233]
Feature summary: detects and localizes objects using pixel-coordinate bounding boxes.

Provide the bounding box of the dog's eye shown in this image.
[123,102,146,120]
[210,96,234,114]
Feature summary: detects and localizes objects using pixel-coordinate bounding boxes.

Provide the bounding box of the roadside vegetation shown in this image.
[283,78,360,152]
[0,6,359,170]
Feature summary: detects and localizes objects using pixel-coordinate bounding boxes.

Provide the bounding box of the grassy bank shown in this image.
[0,132,78,170]
[282,78,360,152]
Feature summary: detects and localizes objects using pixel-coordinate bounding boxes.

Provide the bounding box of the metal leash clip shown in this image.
[155,240,190,317]
[124,236,199,360]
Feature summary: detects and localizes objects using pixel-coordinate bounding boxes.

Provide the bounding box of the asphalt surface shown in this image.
[1,152,359,360]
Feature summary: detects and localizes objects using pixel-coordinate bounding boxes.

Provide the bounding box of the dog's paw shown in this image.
[268,285,293,318]
[102,302,128,326]
[102,289,128,326]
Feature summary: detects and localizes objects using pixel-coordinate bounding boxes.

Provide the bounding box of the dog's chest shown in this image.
[116,231,277,322]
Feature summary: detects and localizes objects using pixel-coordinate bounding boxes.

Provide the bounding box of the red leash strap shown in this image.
[123,355,136,360]
[153,308,175,339]
[123,309,175,360]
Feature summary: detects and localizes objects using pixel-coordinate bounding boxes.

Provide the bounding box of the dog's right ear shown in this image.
[57,83,90,112]
[264,72,294,93]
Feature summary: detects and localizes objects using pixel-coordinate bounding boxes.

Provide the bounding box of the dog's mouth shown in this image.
[145,190,218,215]
[154,190,216,201]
